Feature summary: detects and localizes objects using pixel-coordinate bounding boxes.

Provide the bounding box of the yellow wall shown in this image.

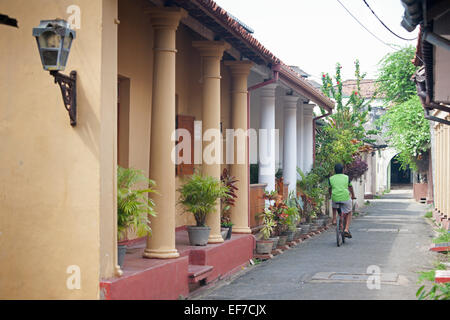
[0,0,117,299]
[117,8,233,231]
[433,113,450,221]
[118,0,153,176]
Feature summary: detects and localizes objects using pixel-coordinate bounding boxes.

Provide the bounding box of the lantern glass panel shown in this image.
[38,31,61,49]
[42,50,58,66]
[63,34,73,49]
[60,50,69,67]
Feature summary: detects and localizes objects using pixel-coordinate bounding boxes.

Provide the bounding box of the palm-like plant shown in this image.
[178,173,228,227]
[117,166,156,241]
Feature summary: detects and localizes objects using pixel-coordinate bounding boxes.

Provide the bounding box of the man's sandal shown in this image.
[344,231,352,238]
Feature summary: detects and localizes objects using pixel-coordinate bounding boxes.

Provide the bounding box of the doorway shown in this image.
[390,157,411,188]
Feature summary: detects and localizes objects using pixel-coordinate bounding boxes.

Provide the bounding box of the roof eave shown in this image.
[273,64,335,111]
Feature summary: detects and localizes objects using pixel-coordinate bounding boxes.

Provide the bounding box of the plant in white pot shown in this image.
[178,173,228,246]
[117,166,156,269]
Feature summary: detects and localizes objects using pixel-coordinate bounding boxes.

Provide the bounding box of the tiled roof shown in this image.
[340,79,382,99]
[173,0,334,109]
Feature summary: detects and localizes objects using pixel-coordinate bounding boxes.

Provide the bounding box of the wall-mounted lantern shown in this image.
[32,19,77,126]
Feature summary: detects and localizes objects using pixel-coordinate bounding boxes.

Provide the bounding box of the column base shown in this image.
[142,248,180,259]
[208,234,225,244]
[232,227,252,234]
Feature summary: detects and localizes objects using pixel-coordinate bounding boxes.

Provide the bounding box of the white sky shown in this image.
[213,0,419,82]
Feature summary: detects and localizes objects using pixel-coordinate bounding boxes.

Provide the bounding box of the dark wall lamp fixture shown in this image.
[32,19,77,126]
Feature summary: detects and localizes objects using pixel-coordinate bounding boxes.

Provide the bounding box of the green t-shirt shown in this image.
[329,174,352,202]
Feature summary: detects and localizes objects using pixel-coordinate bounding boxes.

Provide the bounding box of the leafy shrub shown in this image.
[117,166,156,241]
[178,173,228,227]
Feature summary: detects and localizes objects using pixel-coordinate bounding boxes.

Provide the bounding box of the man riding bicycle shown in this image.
[329,163,356,238]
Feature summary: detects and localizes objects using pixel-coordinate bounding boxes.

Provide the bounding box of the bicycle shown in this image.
[335,199,353,247]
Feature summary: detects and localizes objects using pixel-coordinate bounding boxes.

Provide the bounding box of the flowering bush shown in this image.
[344,155,368,181]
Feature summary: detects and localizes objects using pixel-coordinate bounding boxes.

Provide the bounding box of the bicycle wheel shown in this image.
[336,213,342,247]
[342,214,346,244]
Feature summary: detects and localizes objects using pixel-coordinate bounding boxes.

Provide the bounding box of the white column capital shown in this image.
[284,95,301,103]
[303,103,315,117]
[260,83,278,97]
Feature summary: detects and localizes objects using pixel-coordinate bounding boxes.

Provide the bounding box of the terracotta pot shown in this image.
[256,239,273,254]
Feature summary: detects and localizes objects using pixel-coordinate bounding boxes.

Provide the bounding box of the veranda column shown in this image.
[438,125,442,213]
[224,60,253,234]
[258,84,278,193]
[193,41,230,243]
[364,153,373,198]
[437,126,441,213]
[446,125,449,217]
[435,126,440,213]
[283,95,299,194]
[441,125,445,214]
[303,104,314,173]
[143,7,187,259]
[296,101,304,177]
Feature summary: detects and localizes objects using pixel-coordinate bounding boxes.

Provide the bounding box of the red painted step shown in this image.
[435,270,450,283]
[188,265,214,284]
[429,242,450,253]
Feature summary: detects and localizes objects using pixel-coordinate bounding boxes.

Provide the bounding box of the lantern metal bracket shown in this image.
[50,70,77,126]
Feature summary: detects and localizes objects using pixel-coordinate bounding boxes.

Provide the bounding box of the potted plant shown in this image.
[117,166,156,269]
[256,208,276,254]
[221,218,234,240]
[220,168,238,240]
[262,190,290,246]
[179,173,228,246]
[282,191,301,242]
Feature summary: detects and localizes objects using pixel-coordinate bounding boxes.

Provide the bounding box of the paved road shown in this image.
[193,188,437,300]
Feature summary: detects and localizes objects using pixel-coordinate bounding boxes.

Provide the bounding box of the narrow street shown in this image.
[193,187,437,300]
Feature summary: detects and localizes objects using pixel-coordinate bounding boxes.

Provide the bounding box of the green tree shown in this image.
[317,60,372,176]
[376,45,418,104]
[381,96,430,171]
[296,61,372,217]
[376,45,430,171]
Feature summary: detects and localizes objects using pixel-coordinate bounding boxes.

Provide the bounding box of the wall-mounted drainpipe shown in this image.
[246,67,280,225]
